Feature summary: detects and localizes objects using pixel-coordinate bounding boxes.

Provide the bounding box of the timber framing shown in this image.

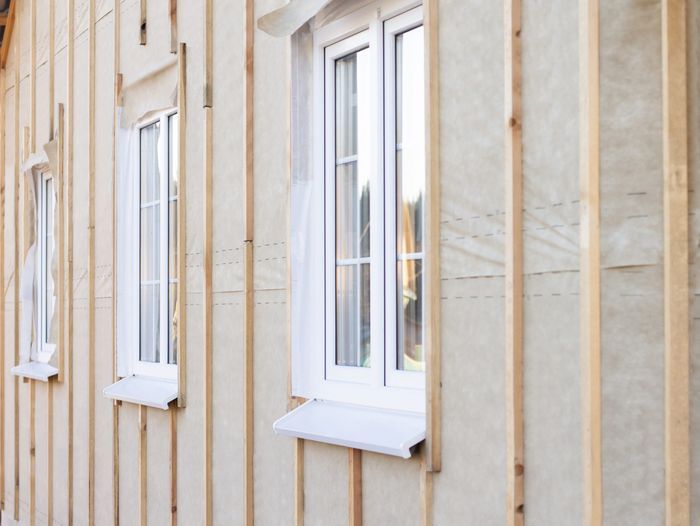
[580,0,602,523]
[662,1,690,525]
[505,0,524,524]
[0,0,15,69]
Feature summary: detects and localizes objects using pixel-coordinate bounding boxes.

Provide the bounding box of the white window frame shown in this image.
[133,110,178,382]
[304,0,425,414]
[383,7,425,391]
[36,169,55,363]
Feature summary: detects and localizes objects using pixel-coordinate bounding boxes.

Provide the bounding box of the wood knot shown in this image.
[515,463,524,476]
[517,504,524,514]
[515,29,521,37]
[509,117,518,128]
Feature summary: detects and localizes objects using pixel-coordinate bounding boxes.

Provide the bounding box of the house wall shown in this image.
[0,0,696,525]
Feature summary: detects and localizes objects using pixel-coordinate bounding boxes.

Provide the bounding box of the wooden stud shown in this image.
[662,1,690,525]
[30,381,35,526]
[139,0,147,46]
[30,0,35,151]
[176,43,187,408]
[88,0,96,523]
[244,2,255,524]
[203,0,212,108]
[0,0,16,68]
[112,0,122,521]
[169,0,177,54]
[48,0,55,141]
[348,449,362,526]
[294,439,304,526]
[203,104,213,526]
[170,408,177,526]
[579,0,601,524]
[420,451,433,526]
[424,0,441,473]
[139,405,147,526]
[244,0,254,242]
[243,240,254,526]
[47,3,56,524]
[12,14,19,521]
[505,0,524,524]
[0,62,5,516]
[66,0,76,521]
[203,1,213,524]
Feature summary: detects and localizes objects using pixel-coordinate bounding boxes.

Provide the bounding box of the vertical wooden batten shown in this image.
[505,0,524,524]
[202,103,213,526]
[0,60,5,517]
[12,9,19,520]
[112,0,122,520]
[176,42,186,408]
[170,408,177,526]
[579,0,602,523]
[87,0,96,523]
[29,1,37,523]
[139,0,147,46]
[202,3,214,522]
[66,0,76,521]
[662,1,690,525]
[47,2,56,524]
[348,449,362,526]
[244,0,254,525]
[169,0,177,54]
[424,0,441,475]
[51,102,64,526]
[139,405,147,526]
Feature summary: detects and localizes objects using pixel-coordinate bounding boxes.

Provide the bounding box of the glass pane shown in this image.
[397,258,424,371]
[44,178,55,343]
[335,263,370,367]
[395,26,425,372]
[140,122,161,203]
[396,27,425,255]
[140,284,160,363]
[335,163,370,260]
[169,114,179,198]
[335,47,371,260]
[168,199,177,279]
[140,205,160,282]
[169,282,177,365]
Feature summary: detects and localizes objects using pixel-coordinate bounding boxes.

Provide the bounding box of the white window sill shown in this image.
[273,399,425,458]
[103,375,177,410]
[11,362,59,382]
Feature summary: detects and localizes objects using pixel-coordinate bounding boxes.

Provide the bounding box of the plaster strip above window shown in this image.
[103,375,177,410]
[273,399,425,458]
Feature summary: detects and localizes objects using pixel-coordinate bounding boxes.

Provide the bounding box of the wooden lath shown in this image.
[0,0,15,69]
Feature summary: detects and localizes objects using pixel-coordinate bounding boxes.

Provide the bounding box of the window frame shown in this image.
[134,109,178,382]
[305,0,425,414]
[383,8,426,391]
[36,168,56,363]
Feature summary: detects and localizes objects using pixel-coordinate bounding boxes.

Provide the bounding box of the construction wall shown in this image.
[0,0,696,525]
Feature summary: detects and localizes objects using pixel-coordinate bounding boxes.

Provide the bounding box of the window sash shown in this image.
[135,111,178,381]
[383,8,425,390]
[37,171,56,360]
[322,6,425,392]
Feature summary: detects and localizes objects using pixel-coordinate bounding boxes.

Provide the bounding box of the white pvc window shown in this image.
[36,170,56,362]
[136,111,179,381]
[313,2,425,411]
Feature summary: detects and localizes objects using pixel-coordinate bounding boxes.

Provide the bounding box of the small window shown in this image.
[290,2,426,414]
[135,112,179,381]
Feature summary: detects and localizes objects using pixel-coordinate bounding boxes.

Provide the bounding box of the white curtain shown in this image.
[18,152,46,364]
[116,109,139,377]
